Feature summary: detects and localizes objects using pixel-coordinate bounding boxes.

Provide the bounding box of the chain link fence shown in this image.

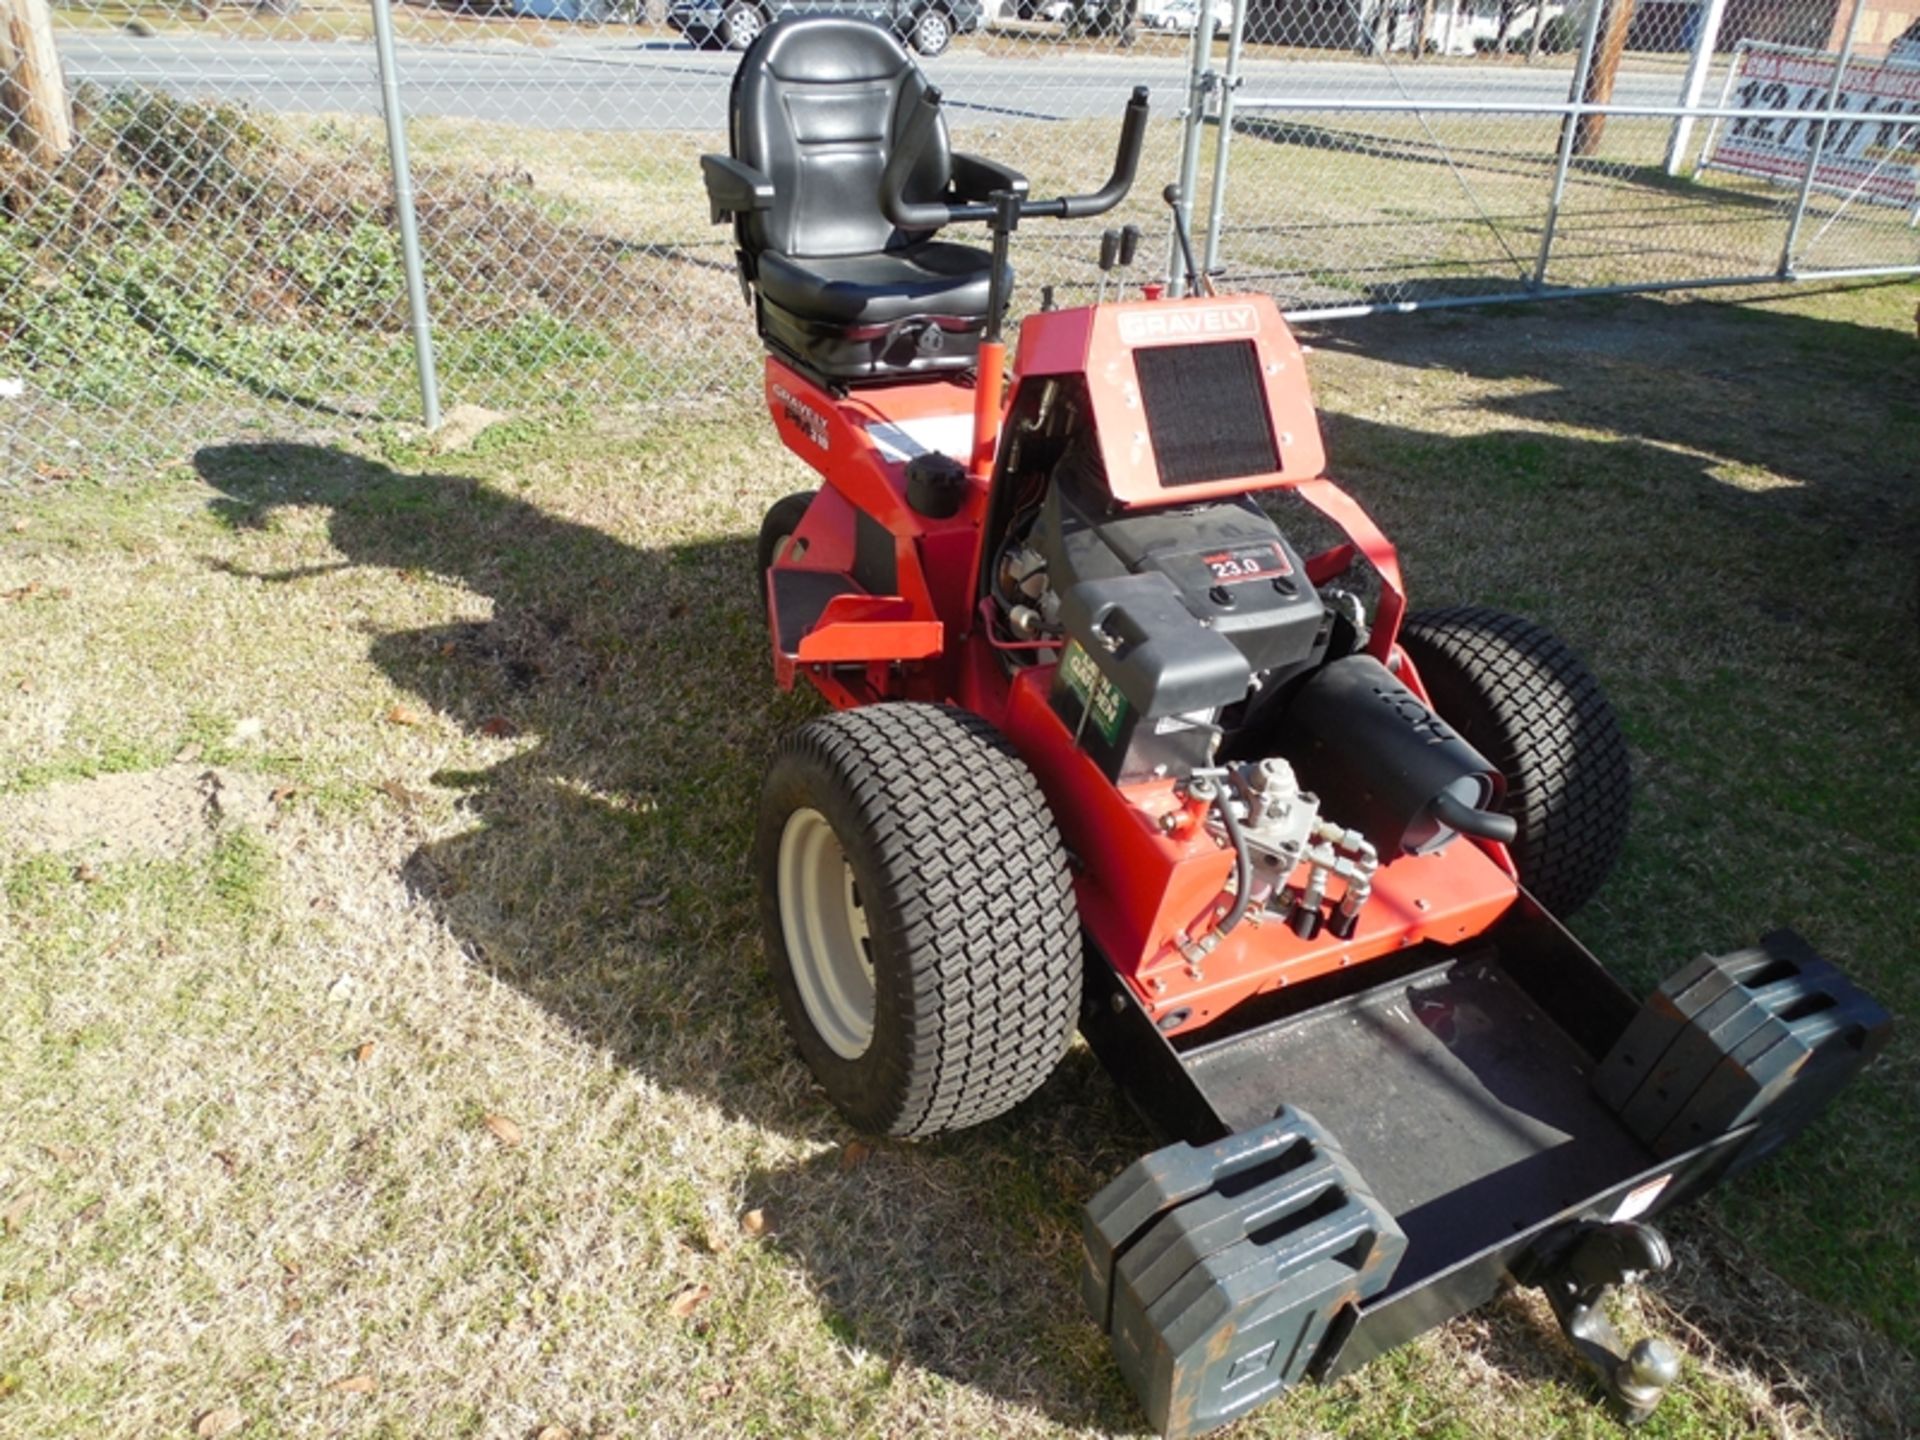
[1199,0,1920,315]
[4,0,1917,479]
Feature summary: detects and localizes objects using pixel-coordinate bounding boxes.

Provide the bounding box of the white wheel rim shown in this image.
[919,12,948,48]
[778,807,876,1060]
[731,8,761,43]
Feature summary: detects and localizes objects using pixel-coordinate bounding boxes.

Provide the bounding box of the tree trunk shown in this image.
[3,0,72,170]
[1574,0,1636,154]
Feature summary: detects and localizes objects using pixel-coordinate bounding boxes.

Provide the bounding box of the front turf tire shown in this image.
[756,703,1082,1138]
[1400,606,1631,918]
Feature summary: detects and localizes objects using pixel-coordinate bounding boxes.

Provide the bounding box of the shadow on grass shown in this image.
[188,438,1164,1429]
[189,284,1919,1440]
[1308,289,1920,511]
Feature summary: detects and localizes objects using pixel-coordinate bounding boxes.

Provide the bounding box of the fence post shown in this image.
[1692,36,1746,179]
[1200,0,1248,277]
[1777,0,1867,277]
[1168,0,1215,296]
[369,0,442,431]
[1663,0,1727,176]
[1530,0,1608,287]
[3,0,73,169]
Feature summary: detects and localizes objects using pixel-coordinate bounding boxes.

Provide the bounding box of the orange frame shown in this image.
[763,295,1518,1036]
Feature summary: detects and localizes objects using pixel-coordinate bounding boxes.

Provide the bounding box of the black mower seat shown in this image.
[755,242,995,327]
[701,15,1025,384]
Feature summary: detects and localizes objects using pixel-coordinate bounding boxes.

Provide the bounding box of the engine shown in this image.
[994,436,1331,777]
[988,426,1515,941]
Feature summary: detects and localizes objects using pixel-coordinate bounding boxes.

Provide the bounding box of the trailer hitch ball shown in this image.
[1614,1337,1682,1424]
[1517,1219,1680,1425]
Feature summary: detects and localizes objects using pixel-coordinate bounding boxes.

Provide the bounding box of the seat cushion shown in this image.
[733,17,950,260]
[756,241,998,327]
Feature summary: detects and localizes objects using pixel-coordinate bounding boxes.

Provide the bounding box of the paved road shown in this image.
[59,31,1695,131]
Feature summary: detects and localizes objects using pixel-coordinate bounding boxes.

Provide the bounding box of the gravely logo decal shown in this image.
[1117,303,1260,346]
[772,382,828,450]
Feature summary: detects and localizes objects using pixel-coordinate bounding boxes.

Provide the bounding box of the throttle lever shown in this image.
[1116,224,1142,302]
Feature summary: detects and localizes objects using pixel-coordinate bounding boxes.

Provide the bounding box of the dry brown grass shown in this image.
[1,280,1915,1439]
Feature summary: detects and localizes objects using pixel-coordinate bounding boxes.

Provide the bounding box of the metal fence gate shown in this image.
[1179,0,1920,318]
[4,0,1917,479]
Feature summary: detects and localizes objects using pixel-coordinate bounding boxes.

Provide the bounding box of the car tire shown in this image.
[1400,606,1631,918]
[910,6,954,54]
[756,703,1083,1138]
[722,1,765,50]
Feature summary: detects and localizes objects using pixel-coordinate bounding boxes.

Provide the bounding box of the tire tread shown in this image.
[1400,606,1630,917]
[767,703,1081,1137]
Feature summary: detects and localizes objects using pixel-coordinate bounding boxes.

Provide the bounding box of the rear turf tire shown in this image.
[756,703,1082,1138]
[756,490,816,577]
[1400,605,1630,917]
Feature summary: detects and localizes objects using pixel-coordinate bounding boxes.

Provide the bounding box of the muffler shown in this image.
[1283,654,1516,855]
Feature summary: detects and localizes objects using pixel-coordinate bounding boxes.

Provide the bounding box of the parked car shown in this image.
[1139,0,1222,34]
[668,0,984,54]
[996,0,1072,19]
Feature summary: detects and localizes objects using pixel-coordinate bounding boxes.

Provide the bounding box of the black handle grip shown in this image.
[880,85,1150,232]
[1098,229,1120,270]
[1046,85,1151,221]
[879,84,956,232]
[1118,223,1142,266]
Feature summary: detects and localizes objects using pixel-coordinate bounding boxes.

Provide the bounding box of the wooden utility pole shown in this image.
[1574,0,1637,154]
[2,0,73,170]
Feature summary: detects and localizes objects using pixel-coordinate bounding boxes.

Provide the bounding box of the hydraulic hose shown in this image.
[1214,787,1253,938]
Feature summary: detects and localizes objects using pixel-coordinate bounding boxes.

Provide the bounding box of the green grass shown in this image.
[0,281,1914,1439]
[16,69,1914,479]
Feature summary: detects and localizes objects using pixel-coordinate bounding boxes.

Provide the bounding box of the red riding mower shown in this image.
[702,18,1889,1436]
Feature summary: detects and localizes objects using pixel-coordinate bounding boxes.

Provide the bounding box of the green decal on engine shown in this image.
[1061,639,1127,745]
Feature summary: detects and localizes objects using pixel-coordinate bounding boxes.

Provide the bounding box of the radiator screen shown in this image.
[1132,340,1280,486]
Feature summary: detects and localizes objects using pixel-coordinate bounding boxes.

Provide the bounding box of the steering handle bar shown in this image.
[882,85,1150,232]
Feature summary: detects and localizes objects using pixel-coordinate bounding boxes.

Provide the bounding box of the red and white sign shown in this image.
[1704,43,1920,209]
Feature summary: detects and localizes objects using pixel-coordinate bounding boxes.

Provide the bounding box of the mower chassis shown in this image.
[1077,901,1757,1413]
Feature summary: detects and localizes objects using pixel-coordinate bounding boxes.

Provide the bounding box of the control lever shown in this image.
[882,84,1149,234]
[1164,184,1213,297]
[1116,223,1142,301]
[1096,228,1121,305]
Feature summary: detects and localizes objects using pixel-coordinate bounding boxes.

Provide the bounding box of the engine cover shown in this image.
[1037,463,1328,677]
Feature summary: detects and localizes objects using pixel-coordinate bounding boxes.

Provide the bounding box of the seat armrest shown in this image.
[701,154,775,224]
[949,152,1029,203]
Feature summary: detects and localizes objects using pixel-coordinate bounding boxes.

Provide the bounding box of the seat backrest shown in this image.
[730,16,952,260]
